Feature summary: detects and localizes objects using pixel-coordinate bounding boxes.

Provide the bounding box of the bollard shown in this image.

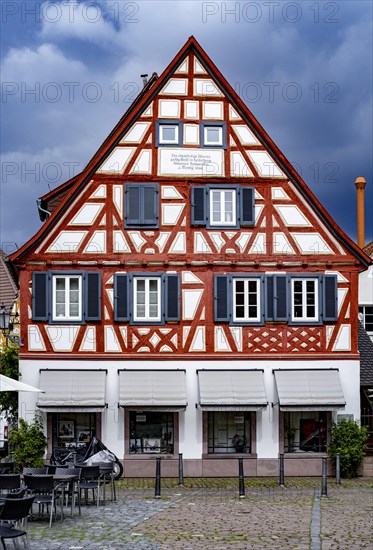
[178,453,184,486]
[279,453,285,487]
[238,457,245,498]
[335,453,340,485]
[321,456,327,498]
[155,457,162,498]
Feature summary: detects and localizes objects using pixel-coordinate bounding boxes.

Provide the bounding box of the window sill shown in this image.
[126,453,175,459]
[282,452,327,458]
[202,453,257,459]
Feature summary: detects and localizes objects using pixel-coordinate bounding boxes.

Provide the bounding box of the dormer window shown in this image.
[156,121,182,146]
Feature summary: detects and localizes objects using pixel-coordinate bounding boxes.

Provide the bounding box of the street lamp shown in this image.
[0,304,22,346]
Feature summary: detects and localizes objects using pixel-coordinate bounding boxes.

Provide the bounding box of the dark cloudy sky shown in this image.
[1,0,372,256]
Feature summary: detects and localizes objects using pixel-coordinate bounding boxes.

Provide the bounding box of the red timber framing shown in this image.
[10,36,371,362]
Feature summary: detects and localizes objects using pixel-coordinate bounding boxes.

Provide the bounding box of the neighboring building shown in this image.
[359,322,373,456]
[0,250,19,351]
[10,37,371,476]
[359,241,373,342]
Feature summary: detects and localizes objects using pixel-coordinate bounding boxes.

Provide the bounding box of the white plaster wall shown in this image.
[359,265,373,304]
[18,358,360,460]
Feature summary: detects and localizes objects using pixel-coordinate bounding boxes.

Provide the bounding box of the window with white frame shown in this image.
[204,125,222,145]
[200,122,226,148]
[210,189,236,226]
[52,275,82,321]
[133,277,161,322]
[156,121,182,146]
[291,278,318,322]
[233,278,261,322]
[359,305,373,333]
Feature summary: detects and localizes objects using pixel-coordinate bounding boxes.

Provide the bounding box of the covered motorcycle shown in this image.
[50,437,123,479]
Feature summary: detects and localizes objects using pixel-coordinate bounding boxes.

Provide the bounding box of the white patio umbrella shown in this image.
[0,374,44,393]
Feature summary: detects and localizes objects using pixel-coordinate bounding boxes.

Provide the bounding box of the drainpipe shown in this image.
[36,198,51,221]
[355,176,366,248]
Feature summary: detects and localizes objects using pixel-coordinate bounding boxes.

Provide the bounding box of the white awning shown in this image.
[274,369,346,411]
[118,370,187,409]
[197,370,267,410]
[37,369,107,411]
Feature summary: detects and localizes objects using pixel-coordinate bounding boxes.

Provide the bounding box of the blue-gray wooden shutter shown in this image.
[240,187,255,226]
[125,184,141,226]
[143,184,159,227]
[164,274,180,322]
[191,187,206,225]
[114,274,129,321]
[323,274,338,322]
[274,275,288,321]
[32,272,49,321]
[214,274,230,322]
[265,275,274,321]
[84,272,101,321]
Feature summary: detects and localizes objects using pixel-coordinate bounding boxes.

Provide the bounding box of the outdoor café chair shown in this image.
[54,467,81,516]
[0,475,20,497]
[96,462,116,502]
[0,463,14,475]
[22,467,48,475]
[77,466,101,510]
[0,495,35,550]
[23,474,63,527]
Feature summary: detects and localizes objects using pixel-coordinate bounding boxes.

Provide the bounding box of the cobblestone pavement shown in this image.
[26,478,372,550]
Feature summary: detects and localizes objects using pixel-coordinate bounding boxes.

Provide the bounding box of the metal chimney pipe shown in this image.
[355,176,366,248]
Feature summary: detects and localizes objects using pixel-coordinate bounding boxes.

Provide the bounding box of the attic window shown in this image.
[200,122,226,148]
[156,120,182,147]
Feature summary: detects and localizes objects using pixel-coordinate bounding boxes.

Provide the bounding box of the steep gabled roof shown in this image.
[363,241,373,258]
[10,36,371,268]
[37,174,81,221]
[0,250,18,308]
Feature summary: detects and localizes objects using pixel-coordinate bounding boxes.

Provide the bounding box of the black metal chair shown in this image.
[0,495,35,550]
[22,467,48,475]
[0,463,14,475]
[97,462,116,502]
[77,466,102,511]
[0,475,21,497]
[23,475,63,527]
[54,467,81,516]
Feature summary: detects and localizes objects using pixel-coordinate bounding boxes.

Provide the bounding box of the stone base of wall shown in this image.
[362,456,373,478]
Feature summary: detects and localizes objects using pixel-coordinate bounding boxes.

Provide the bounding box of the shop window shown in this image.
[129,411,174,454]
[284,411,328,453]
[207,411,251,454]
[51,412,97,449]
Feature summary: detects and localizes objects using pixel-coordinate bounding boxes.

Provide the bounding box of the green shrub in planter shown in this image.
[8,415,47,472]
[328,419,368,478]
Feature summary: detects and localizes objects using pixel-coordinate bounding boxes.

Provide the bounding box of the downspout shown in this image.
[36,198,51,221]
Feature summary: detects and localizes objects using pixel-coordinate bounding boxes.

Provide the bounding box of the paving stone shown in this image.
[25,478,372,549]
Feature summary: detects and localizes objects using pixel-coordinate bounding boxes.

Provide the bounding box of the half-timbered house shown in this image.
[10,37,371,476]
